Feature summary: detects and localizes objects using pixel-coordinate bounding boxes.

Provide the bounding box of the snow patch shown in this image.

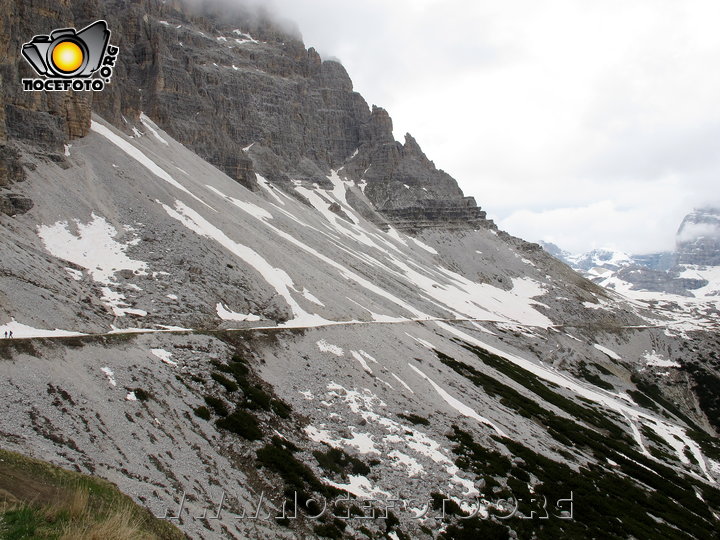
[388,450,424,476]
[139,112,169,145]
[344,431,380,454]
[216,303,262,322]
[391,373,414,394]
[408,363,506,437]
[594,344,621,360]
[583,301,610,311]
[65,268,83,281]
[101,367,116,387]
[644,350,680,368]
[317,339,344,357]
[411,237,439,255]
[100,287,147,317]
[323,475,391,499]
[38,214,148,317]
[405,333,435,350]
[91,120,211,209]
[350,351,373,373]
[151,348,177,366]
[159,200,310,320]
[38,214,147,285]
[0,319,84,339]
[206,185,272,221]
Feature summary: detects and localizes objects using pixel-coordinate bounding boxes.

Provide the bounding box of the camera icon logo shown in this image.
[21,20,119,92]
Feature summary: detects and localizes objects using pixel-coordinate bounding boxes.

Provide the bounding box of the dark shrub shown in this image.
[211,372,239,392]
[194,406,211,421]
[216,410,262,440]
[132,388,151,401]
[204,395,228,417]
[398,413,430,426]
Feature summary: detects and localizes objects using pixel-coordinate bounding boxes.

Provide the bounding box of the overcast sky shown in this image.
[253,0,720,254]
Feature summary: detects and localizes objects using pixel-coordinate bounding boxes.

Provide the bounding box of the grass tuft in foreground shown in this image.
[0,448,184,540]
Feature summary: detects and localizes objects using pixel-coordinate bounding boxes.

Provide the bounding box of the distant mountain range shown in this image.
[541,207,720,299]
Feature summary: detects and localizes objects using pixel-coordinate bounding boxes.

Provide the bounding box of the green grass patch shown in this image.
[627,389,659,411]
[439,516,509,539]
[577,361,615,391]
[270,399,292,419]
[630,374,697,427]
[449,426,512,479]
[212,354,293,419]
[430,493,465,517]
[193,406,211,421]
[313,519,346,538]
[447,345,634,445]
[132,388,151,402]
[256,438,342,519]
[240,385,272,411]
[0,448,183,540]
[439,347,720,539]
[684,364,720,432]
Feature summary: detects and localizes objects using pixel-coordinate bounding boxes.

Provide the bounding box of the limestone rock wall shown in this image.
[0,0,93,147]
[2,0,492,229]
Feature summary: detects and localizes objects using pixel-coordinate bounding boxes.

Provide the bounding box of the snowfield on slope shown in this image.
[37,214,149,317]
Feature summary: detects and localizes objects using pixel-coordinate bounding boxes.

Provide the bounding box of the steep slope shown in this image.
[1,114,718,539]
[1,1,719,539]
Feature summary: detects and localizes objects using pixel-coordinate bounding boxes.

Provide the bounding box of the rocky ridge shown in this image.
[0,0,491,230]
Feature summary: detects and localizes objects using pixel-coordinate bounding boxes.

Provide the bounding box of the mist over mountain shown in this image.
[1,2,719,539]
[677,207,720,266]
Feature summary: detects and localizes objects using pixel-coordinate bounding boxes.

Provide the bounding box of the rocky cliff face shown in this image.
[341,109,494,231]
[0,0,492,230]
[0,0,93,146]
[0,0,94,215]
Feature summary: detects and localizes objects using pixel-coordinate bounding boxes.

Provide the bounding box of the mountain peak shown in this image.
[677,207,720,265]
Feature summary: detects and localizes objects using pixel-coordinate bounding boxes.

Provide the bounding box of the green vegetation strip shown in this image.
[435,346,720,539]
[0,448,183,540]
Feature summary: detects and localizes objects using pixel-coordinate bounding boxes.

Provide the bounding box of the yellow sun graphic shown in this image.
[52,41,84,73]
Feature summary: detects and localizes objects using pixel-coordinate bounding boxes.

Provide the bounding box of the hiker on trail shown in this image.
[8,331,12,339]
